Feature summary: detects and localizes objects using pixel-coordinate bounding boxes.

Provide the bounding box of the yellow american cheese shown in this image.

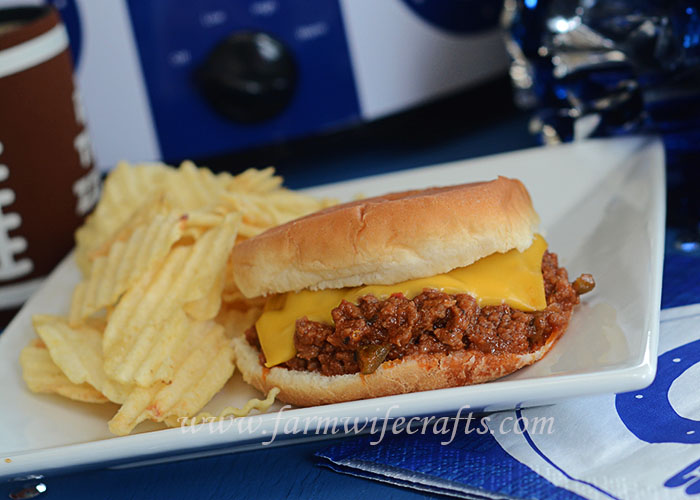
[256,234,548,367]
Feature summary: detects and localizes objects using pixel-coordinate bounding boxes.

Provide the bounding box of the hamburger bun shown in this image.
[233,177,539,298]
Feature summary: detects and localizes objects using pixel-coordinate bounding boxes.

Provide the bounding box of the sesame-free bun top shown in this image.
[233,176,540,298]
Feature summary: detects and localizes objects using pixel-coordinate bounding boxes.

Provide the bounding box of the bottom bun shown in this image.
[232,327,565,407]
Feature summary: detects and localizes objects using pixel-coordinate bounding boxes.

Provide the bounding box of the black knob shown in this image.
[195,32,297,123]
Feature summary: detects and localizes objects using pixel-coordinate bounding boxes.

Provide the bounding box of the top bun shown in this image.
[233,176,539,298]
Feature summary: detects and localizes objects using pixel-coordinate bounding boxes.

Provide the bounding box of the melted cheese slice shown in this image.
[256,234,548,367]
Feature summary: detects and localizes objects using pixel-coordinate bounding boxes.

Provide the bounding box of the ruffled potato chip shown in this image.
[32,315,132,404]
[166,387,279,427]
[108,321,234,435]
[103,214,240,386]
[20,339,108,404]
[215,303,263,339]
[75,162,169,275]
[69,212,186,325]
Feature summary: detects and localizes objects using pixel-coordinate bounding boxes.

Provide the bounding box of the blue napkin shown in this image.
[317,422,583,499]
[316,233,700,499]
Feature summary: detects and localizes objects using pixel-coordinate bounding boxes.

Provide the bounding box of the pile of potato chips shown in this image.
[19,161,333,435]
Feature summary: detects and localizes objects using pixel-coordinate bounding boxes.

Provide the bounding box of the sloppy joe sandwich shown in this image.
[231,177,595,406]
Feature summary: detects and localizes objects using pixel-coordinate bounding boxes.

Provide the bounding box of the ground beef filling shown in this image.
[245,251,592,376]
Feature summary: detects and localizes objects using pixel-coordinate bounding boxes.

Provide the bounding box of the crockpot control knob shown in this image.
[195,31,297,123]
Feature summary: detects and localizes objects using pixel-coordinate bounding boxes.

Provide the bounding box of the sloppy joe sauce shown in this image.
[245,252,590,376]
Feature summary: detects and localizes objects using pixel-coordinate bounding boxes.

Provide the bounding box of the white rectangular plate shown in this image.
[0,136,665,481]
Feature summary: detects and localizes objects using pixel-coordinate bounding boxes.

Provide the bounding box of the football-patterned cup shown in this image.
[0,6,98,325]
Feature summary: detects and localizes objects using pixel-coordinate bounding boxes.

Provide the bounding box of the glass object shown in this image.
[503,0,700,251]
